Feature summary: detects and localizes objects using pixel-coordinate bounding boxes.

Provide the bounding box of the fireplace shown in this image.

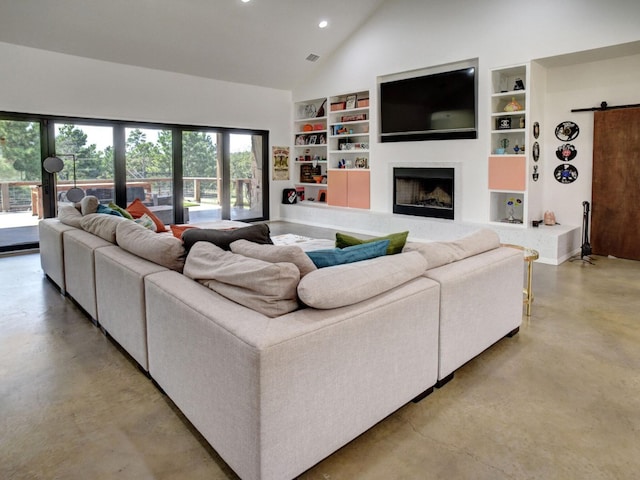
[393,167,455,219]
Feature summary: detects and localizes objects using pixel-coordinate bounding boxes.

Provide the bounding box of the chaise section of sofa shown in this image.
[145,267,441,480]
[39,218,77,294]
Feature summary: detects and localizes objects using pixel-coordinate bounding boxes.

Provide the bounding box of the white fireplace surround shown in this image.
[280,160,580,264]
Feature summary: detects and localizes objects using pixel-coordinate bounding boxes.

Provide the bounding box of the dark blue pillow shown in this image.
[306,240,390,268]
[97,204,123,217]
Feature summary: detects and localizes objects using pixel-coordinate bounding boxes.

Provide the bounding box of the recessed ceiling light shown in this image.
[241,0,251,3]
[318,20,328,29]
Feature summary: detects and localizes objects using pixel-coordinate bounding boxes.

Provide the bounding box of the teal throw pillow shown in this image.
[306,239,390,268]
[97,204,124,217]
[335,231,409,255]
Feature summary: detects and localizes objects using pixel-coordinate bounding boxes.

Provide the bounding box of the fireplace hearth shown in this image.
[393,167,455,219]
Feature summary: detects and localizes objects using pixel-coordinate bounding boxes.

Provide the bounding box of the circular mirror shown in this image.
[66,187,85,202]
[43,156,64,173]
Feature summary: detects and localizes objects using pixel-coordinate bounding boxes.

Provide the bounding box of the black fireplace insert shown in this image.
[393,167,454,220]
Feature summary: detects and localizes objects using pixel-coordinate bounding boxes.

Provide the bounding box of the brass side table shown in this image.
[503,244,540,316]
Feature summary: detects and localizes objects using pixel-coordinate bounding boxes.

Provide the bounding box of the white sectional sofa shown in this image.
[38,202,523,480]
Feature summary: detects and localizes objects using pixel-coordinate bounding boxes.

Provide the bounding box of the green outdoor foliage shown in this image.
[0,120,41,181]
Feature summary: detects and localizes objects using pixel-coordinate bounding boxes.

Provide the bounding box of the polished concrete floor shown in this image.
[1,221,639,480]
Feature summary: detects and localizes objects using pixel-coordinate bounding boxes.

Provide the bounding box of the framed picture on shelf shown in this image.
[355,157,368,169]
[345,95,357,110]
[307,135,318,145]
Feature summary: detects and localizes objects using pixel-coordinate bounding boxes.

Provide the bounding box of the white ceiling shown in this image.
[0,0,386,91]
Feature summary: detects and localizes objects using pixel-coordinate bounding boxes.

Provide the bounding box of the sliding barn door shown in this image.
[592,107,640,260]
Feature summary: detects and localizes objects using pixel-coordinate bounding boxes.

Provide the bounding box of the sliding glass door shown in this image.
[54,123,114,206]
[0,119,41,251]
[229,133,265,221]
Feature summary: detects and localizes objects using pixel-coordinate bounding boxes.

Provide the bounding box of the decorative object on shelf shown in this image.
[331,102,346,111]
[555,143,577,161]
[357,98,369,108]
[497,117,511,130]
[554,163,579,184]
[316,99,327,117]
[532,141,540,162]
[355,157,368,169]
[519,117,525,129]
[338,159,346,169]
[514,78,525,90]
[504,97,523,112]
[341,113,366,122]
[304,103,317,118]
[296,135,306,145]
[313,175,325,184]
[302,124,313,132]
[554,121,580,141]
[282,188,297,204]
[544,211,556,226]
[513,145,520,154]
[313,123,324,130]
[496,138,509,154]
[300,163,320,183]
[345,94,357,110]
[318,133,326,144]
[533,121,540,139]
[505,197,523,223]
[307,135,318,145]
[532,164,539,182]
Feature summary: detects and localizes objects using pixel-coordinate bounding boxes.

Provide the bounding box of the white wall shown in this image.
[292,0,640,227]
[541,53,640,226]
[0,41,292,220]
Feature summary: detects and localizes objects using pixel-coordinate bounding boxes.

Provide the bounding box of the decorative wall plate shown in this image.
[554,164,579,184]
[555,143,577,161]
[533,122,540,139]
[555,121,580,141]
[532,142,540,162]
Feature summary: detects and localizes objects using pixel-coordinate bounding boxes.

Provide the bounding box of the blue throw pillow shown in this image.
[97,204,123,217]
[306,239,390,268]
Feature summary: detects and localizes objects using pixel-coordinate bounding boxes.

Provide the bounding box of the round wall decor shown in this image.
[533,122,540,139]
[533,142,540,162]
[555,121,580,141]
[555,143,577,161]
[554,164,579,184]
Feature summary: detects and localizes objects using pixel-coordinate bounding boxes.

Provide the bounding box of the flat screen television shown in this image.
[379,61,477,142]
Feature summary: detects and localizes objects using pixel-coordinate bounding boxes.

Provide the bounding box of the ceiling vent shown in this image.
[306,53,320,62]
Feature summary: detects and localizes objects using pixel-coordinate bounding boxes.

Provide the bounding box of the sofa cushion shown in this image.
[335,231,409,255]
[126,198,167,232]
[108,202,134,220]
[183,242,299,317]
[170,224,198,240]
[305,240,389,268]
[135,213,157,231]
[79,213,129,243]
[96,204,124,216]
[116,220,185,271]
[58,204,83,228]
[297,250,428,309]
[403,229,500,269]
[230,239,317,277]
[79,195,99,215]
[182,223,272,252]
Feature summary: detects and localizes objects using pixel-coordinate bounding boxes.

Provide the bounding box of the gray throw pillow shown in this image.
[182,223,273,252]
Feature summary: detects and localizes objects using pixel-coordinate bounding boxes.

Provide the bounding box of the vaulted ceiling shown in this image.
[0,0,386,91]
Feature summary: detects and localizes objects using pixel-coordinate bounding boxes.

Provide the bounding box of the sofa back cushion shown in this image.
[297,250,428,309]
[58,204,84,228]
[230,239,317,277]
[80,213,129,243]
[183,242,300,318]
[403,229,500,269]
[116,220,186,271]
